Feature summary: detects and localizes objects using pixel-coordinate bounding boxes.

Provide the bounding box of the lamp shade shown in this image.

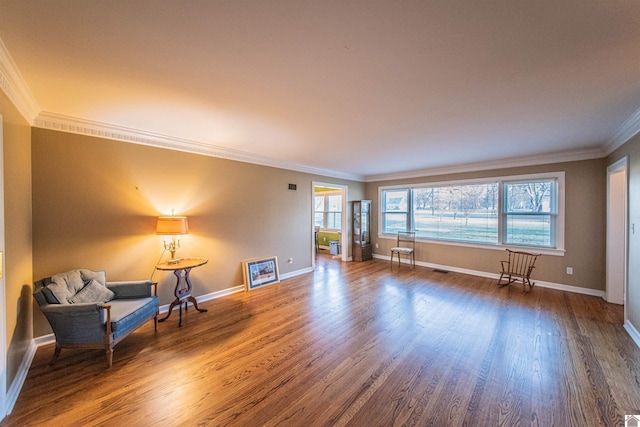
[156,216,189,235]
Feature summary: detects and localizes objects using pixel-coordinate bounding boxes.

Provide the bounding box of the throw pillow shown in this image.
[68,279,115,304]
[48,270,85,304]
[41,287,60,304]
[79,269,107,287]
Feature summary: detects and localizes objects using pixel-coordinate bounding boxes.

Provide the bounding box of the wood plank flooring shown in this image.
[3,255,640,426]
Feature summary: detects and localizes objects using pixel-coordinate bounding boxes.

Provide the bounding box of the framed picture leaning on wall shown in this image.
[242,256,280,291]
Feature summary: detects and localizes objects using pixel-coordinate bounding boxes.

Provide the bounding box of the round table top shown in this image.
[156,257,208,271]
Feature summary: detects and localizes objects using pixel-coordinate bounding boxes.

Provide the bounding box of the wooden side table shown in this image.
[155,257,208,327]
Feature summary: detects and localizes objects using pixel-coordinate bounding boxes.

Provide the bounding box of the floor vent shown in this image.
[433,269,449,274]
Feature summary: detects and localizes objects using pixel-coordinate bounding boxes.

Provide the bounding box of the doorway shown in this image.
[606,157,627,307]
[312,182,348,266]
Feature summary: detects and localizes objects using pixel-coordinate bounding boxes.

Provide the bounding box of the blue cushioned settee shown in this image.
[33,268,159,367]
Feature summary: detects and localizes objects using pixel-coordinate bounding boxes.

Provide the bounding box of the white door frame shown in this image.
[606,157,628,310]
[311,182,348,267]
[0,115,7,419]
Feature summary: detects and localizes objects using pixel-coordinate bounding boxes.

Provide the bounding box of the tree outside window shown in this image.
[315,192,342,231]
[380,173,561,250]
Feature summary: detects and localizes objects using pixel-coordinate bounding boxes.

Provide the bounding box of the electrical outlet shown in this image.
[566,267,573,275]
[375,243,379,248]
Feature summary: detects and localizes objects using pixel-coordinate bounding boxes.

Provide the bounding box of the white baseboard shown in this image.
[161,285,245,314]
[158,267,314,314]
[373,254,606,298]
[281,267,314,280]
[625,320,640,349]
[5,339,38,415]
[34,334,55,347]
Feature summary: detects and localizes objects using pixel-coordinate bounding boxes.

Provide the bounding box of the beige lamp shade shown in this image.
[156,216,189,235]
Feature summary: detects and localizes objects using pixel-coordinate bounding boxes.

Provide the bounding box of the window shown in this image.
[412,183,498,244]
[380,172,564,252]
[503,180,555,247]
[381,189,408,234]
[315,192,342,230]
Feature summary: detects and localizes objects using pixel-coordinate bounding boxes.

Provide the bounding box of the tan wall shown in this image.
[0,91,34,387]
[365,159,607,290]
[607,133,640,333]
[31,128,364,336]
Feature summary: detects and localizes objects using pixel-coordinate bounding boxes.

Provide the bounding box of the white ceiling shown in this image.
[1,0,639,181]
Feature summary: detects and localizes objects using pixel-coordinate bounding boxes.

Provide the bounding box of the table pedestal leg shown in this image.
[158,266,207,327]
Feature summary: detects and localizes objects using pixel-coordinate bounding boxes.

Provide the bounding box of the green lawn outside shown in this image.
[385,210,551,247]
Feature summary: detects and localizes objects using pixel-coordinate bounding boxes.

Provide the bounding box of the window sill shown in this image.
[378,234,565,257]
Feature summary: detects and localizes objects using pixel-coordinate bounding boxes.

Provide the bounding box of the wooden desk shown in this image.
[156,257,208,327]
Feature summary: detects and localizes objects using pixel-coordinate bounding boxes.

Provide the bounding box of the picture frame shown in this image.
[242,256,280,291]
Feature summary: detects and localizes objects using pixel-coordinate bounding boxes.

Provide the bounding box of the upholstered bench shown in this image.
[33,268,159,367]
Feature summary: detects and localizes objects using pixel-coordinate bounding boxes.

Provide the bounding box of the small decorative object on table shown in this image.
[243,256,280,291]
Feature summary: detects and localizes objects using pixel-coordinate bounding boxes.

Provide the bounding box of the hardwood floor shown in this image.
[3,255,640,426]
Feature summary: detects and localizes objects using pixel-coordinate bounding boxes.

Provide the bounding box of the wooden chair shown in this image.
[497,249,540,292]
[390,231,415,268]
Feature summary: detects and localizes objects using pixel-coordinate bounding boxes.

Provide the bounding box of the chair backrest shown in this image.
[397,231,416,248]
[506,249,539,276]
[33,277,52,307]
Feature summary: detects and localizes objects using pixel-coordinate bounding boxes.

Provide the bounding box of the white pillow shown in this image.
[68,279,115,304]
[48,269,85,303]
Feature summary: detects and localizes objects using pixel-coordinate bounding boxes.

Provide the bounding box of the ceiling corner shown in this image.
[604,107,640,156]
[0,36,40,124]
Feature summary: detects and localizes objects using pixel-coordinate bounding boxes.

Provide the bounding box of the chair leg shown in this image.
[50,344,62,366]
[106,348,113,368]
[497,273,509,287]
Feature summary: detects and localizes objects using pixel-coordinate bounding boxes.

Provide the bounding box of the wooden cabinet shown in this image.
[352,200,372,261]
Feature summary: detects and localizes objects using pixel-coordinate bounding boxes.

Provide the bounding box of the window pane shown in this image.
[327,195,342,212]
[413,184,498,244]
[505,214,551,247]
[314,195,325,228]
[380,173,561,250]
[384,213,407,233]
[327,212,341,230]
[505,180,554,213]
[383,190,408,212]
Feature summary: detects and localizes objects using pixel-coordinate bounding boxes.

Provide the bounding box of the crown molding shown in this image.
[31,111,609,185]
[33,111,364,182]
[0,37,40,123]
[363,147,605,182]
[603,106,640,156]
[0,32,637,183]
